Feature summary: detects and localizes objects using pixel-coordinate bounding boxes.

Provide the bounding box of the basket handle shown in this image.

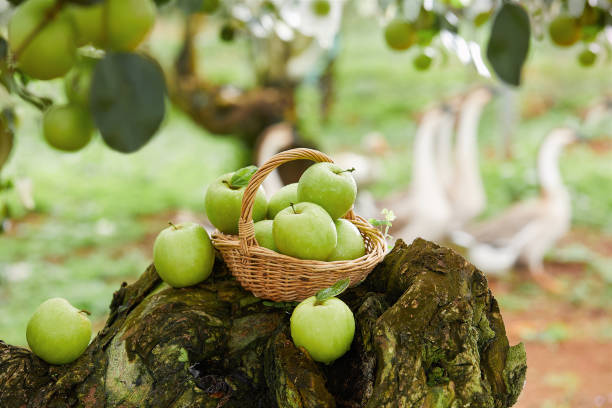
[238,148,357,254]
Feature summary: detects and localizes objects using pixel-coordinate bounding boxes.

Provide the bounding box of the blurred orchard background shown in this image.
[0,0,611,406]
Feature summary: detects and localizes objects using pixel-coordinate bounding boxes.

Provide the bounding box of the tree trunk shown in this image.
[0,238,526,408]
[168,16,296,147]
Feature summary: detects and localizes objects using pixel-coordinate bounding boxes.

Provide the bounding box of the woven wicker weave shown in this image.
[212,148,387,302]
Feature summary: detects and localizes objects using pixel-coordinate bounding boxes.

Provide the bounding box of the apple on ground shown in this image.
[254,220,277,251]
[267,183,299,219]
[9,0,78,80]
[290,279,355,364]
[328,219,366,261]
[205,167,268,235]
[297,162,357,219]
[273,202,337,261]
[153,222,215,288]
[43,104,94,152]
[26,298,92,365]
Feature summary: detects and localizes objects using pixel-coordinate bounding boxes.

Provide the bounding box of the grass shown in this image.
[1,10,611,346]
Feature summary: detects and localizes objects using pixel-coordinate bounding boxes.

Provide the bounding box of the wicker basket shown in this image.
[212,148,387,302]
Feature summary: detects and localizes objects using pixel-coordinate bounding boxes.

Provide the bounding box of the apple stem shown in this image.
[79,310,91,316]
[168,221,178,230]
[339,167,356,174]
[222,180,240,190]
[290,202,297,214]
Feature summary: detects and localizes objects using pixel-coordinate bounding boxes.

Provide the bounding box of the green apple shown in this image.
[384,19,416,51]
[43,104,94,152]
[413,53,433,71]
[64,58,96,107]
[267,183,299,219]
[67,3,102,47]
[328,219,366,261]
[205,170,268,235]
[68,0,156,51]
[254,220,277,251]
[153,222,215,288]
[548,15,581,47]
[290,295,355,364]
[273,202,336,261]
[311,0,331,16]
[26,298,92,365]
[8,0,77,80]
[201,0,220,13]
[297,162,357,219]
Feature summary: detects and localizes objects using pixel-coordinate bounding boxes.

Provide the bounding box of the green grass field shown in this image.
[1,12,611,350]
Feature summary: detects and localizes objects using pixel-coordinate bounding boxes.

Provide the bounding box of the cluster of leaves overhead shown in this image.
[0,0,346,159]
[378,0,611,85]
[0,0,610,161]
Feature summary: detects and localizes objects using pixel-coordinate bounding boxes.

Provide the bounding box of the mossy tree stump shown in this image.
[0,239,526,407]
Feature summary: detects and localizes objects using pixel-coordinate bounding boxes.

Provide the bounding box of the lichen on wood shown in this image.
[0,238,526,408]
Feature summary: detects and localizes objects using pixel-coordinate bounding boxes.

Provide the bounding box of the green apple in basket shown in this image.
[290,278,355,364]
[297,162,357,219]
[254,220,277,251]
[205,166,268,235]
[273,202,337,261]
[328,219,366,261]
[267,183,299,219]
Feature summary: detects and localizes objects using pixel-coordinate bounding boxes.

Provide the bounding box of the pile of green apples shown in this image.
[205,162,366,262]
[24,162,363,366]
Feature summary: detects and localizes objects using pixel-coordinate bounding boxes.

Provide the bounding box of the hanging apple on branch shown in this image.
[1,0,166,156]
[0,0,610,165]
[375,0,611,85]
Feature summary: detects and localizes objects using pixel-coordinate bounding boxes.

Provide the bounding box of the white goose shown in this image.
[446,87,494,229]
[382,106,455,243]
[452,128,579,283]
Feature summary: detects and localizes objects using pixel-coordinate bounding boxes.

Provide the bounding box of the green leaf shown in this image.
[369,219,392,227]
[230,165,258,188]
[486,3,530,86]
[315,278,350,303]
[0,109,15,171]
[90,52,166,153]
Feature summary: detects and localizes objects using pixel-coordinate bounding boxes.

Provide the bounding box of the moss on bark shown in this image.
[0,239,526,407]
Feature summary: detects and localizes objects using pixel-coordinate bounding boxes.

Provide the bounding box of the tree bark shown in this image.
[0,238,526,408]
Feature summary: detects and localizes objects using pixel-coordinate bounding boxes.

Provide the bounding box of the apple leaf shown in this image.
[229,165,258,188]
[0,109,15,171]
[486,2,530,86]
[315,278,350,303]
[90,52,166,153]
